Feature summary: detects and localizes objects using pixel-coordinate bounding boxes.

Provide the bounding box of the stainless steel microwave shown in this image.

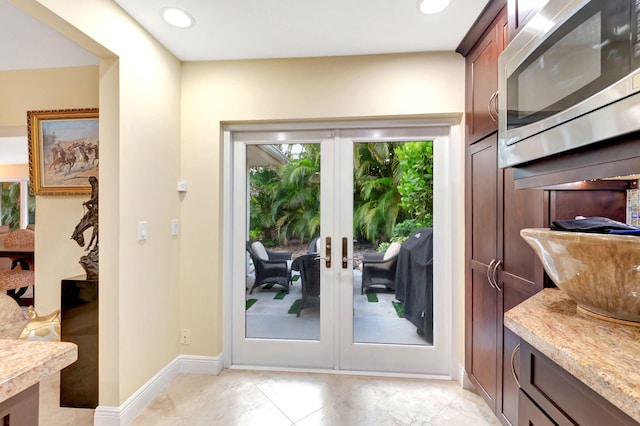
[498,0,640,167]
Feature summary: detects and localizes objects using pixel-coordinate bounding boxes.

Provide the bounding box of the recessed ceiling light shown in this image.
[161,7,195,29]
[417,0,450,15]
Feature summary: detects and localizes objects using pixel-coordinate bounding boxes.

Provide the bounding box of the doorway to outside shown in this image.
[223,119,461,376]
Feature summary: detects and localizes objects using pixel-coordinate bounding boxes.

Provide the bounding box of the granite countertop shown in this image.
[504,288,640,423]
[0,339,77,402]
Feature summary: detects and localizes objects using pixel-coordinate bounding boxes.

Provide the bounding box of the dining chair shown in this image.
[246,241,292,294]
[295,254,320,317]
[360,241,401,294]
[0,228,35,306]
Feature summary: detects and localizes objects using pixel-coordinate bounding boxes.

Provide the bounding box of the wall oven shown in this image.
[498,0,640,168]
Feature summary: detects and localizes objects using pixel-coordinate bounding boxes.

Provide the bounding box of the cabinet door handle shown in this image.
[486,259,497,289]
[493,91,500,121]
[511,343,521,388]
[492,259,502,292]
[488,91,498,121]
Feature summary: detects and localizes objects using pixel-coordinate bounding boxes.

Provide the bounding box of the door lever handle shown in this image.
[324,236,331,268]
[342,237,350,269]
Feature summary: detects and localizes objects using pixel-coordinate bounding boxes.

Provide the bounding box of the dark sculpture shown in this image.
[71,176,99,280]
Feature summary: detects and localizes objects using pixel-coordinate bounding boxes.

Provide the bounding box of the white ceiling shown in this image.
[1,0,490,70]
[0,0,98,71]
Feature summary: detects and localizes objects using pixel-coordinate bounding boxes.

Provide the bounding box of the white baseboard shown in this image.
[458,363,474,390]
[94,354,223,426]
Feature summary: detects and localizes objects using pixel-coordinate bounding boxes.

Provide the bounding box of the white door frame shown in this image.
[221,116,464,379]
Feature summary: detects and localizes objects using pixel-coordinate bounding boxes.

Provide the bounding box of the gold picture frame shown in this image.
[27,109,99,195]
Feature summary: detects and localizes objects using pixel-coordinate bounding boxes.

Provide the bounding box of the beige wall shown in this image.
[0,67,98,128]
[180,52,465,356]
[0,164,29,179]
[13,0,183,406]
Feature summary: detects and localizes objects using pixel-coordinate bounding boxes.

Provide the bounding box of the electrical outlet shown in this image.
[181,328,191,345]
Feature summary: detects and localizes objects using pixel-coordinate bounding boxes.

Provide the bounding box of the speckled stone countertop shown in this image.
[0,339,77,402]
[505,288,640,423]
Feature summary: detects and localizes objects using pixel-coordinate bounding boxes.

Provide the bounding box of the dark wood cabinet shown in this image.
[465,7,508,145]
[466,136,499,410]
[466,134,545,422]
[507,0,541,42]
[0,384,39,426]
[463,2,637,425]
[497,167,545,424]
[464,4,547,423]
[518,340,638,426]
[518,389,555,426]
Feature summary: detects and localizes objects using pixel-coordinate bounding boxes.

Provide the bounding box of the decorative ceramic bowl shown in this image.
[520,228,640,325]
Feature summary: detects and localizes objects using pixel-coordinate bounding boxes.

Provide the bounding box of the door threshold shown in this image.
[228,364,452,381]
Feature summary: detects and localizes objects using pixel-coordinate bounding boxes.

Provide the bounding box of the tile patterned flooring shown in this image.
[131,369,499,426]
[40,369,500,425]
[39,374,95,425]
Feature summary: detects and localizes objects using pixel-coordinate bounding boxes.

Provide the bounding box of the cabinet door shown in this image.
[507,0,542,42]
[497,168,546,424]
[518,390,555,426]
[465,135,499,411]
[465,8,507,145]
[499,167,545,296]
[520,341,638,426]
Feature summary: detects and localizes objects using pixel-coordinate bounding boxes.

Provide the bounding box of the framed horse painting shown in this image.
[27,108,99,195]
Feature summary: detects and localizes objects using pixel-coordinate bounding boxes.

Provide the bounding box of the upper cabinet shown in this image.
[507,0,545,42]
[464,8,508,145]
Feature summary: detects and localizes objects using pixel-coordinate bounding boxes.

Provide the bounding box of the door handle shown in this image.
[324,236,331,268]
[488,91,498,121]
[341,237,356,269]
[510,343,521,388]
[492,259,502,292]
[486,259,497,290]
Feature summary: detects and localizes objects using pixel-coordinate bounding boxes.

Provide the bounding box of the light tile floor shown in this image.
[129,369,500,426]
[40,369,499,425]
[39,373,95,425]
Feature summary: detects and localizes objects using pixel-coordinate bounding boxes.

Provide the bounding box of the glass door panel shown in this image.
[351,141,433,346]
[244,142,321,341]
[232,130,336,369]
[336,128,450,375]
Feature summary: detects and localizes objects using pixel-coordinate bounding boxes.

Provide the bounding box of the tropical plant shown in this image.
[395,141,433,227]
[249,166,278,243]
[0,182,35,230]
[353,142,406,245]
[249,140,434,247]
[269,144,321,244]
[249,144,321,245]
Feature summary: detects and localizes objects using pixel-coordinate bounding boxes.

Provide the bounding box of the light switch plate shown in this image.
[138,221,147,241]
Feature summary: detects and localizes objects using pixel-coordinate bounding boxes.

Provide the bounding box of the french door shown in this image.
[229,124,452,375]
